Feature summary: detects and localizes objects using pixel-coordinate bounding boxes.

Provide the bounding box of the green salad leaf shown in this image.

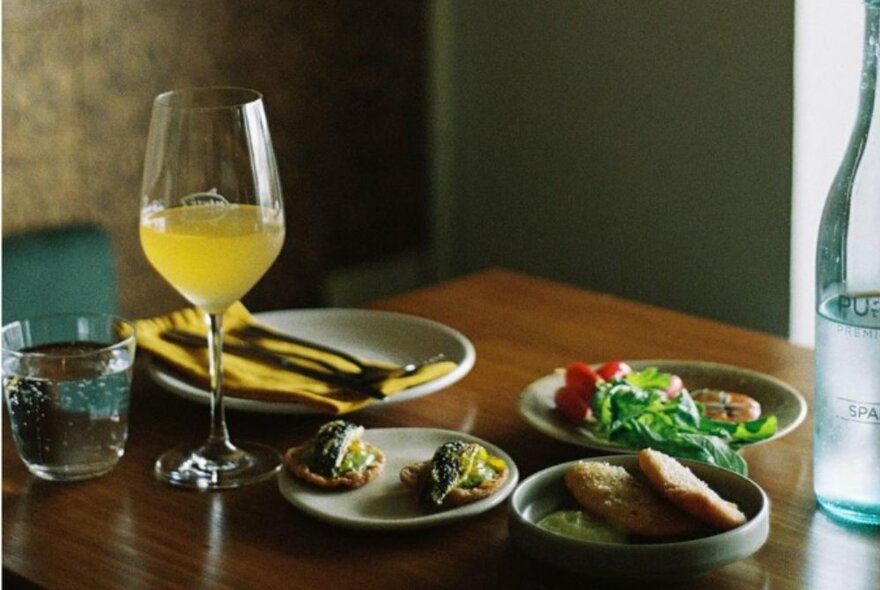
[623,366,674,390]
[587,368,778,475]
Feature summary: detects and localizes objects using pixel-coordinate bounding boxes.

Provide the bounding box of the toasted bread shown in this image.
[284,441,385,489]
[564,460,704,538]
[638,448,747,530]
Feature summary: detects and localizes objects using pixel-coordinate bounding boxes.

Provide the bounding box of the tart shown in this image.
[400,440,508,508]
[284,420,385,489]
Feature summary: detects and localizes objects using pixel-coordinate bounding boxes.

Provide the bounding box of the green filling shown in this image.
[335,440,377,476]
[458,459,502,489]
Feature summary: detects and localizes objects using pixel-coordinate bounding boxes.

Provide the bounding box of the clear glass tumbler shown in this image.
[2,313,137,481]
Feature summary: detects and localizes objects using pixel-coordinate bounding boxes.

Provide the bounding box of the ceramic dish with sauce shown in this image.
[508,455,770,580]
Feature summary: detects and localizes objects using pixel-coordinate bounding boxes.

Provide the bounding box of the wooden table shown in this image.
[4,269,879,589]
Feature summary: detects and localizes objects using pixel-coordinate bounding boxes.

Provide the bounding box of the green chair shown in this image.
[2,225,119,324]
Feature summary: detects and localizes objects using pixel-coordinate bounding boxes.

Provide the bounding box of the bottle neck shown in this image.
[856,5,880,124]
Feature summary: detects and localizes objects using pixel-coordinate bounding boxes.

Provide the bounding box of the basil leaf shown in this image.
[584,366,776,475]
[624,367,672,390]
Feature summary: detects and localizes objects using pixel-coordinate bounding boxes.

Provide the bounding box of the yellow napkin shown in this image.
[135,303,458,414]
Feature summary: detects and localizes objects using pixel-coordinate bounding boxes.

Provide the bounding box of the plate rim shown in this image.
[147,308,476,414]
[277,427,520,530]
[518,358,808,452]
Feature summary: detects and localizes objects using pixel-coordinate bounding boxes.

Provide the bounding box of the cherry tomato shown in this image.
[597,360,632,382]
[565,362,600,395]
[554,385,593,424]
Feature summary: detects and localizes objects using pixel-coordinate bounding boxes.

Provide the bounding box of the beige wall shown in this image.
[3,0,427,318]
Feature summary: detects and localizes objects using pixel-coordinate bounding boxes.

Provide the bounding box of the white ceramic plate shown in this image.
[277,428,519,530]
[508,455,770,579]
[148,309,476,414]
[518,359,807,452]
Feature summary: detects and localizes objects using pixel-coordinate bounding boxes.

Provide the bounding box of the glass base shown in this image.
[26,460,119,482]
[155,440,281,491]
[818,498,880,527]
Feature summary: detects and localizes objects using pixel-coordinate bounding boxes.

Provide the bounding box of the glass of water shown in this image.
[2,313,137,481]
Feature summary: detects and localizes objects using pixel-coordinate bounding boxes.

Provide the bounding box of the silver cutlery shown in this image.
[228,324,446,382]
[161,329,388,399]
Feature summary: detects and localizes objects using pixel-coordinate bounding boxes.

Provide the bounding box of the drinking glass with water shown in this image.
[2,313,136,481]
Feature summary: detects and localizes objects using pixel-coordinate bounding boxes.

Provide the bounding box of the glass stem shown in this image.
[205,312,234,456]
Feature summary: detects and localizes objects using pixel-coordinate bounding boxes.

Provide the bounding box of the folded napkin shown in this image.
[135,303,458,414]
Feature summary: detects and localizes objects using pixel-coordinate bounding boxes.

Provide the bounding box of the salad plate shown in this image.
[277,428,519,530]
[518,359,807,453]
[149,308,476,414]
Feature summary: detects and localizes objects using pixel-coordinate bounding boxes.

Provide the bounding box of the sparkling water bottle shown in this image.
[814,0,880,526]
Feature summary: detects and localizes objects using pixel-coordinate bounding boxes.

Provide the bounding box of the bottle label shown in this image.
[816,295,880,429]
[833,321,880,341]
[834,294,880,320]
[840,398,880,424]
[829,316,880,425]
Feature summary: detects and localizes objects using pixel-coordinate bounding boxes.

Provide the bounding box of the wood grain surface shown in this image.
[4,269,878,589]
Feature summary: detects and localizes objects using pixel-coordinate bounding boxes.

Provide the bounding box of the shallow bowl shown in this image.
[508,455,770,580]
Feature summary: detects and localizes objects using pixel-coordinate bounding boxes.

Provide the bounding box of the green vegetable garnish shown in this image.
[586,369,778,475]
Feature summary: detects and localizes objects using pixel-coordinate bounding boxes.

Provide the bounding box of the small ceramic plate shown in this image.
[277,428,519,530]
[518,359,807,452]
[149,308,476,414]
[508,455,770,579]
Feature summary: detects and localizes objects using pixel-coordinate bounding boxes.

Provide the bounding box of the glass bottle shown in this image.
[814,0,880,526]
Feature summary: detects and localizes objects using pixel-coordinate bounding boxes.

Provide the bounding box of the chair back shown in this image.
[2,225,119,324]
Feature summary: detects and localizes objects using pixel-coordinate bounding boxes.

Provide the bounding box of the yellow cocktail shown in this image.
[140,204,284,314]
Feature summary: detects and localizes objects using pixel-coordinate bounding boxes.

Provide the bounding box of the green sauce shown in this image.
[537,510,629,544]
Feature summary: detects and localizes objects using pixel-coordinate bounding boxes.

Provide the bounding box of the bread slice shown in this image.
[638,448,747,530]
[400,460,508,508]
[564,460,704,538]
[284,441,385,489]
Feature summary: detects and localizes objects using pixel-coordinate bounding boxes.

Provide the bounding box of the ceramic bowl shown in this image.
[508,455,770,580]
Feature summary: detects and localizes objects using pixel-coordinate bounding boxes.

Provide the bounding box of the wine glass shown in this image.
[139,87,285,490]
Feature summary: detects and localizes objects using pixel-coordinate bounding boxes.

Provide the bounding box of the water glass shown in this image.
[2,313,136,481]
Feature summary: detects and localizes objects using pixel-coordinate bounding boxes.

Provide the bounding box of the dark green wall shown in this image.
[431,1,794,336]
